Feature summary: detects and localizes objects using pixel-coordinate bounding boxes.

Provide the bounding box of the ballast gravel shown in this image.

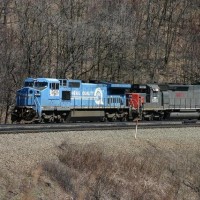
[0,127,200,176]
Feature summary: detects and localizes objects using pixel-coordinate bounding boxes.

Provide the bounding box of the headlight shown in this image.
[35,91,41,97]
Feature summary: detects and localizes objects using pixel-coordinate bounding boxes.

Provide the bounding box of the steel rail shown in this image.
[0,121,199,134]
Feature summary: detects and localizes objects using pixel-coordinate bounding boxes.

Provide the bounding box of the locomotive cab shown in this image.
[131,84,163,120]
[131,84,160,105]
[12,79,40,122]
[146,84,160,104]
[11,78,52,123]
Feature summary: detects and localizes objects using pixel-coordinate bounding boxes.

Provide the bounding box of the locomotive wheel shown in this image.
[65,112,71,122]
[56,117,64,123]
[147,114,154,121]
[43,118,50,123]
[23,112,35,121]
[150,114,154,121]
[49,116,55,123]
[102,117,108,122]
[158,115,164,121]
[120,116,127,122]
[112,115,117,122]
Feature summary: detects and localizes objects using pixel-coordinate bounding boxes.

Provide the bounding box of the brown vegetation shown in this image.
[41,142,200,199]
[1,129,200,199]
[0,0,200,123]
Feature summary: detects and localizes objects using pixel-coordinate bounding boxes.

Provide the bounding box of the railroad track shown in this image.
[0,120,200,134]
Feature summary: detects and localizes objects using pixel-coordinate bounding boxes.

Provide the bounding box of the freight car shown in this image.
[11,78,138,123]
[131,83,200,120]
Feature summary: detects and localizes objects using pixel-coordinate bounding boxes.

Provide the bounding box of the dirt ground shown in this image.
[0,127,200,199]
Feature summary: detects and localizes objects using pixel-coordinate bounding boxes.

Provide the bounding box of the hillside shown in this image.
[0,128,200,199]
[0,0,199,123]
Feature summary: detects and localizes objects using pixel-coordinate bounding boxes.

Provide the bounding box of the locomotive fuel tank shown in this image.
[169,112,200,119]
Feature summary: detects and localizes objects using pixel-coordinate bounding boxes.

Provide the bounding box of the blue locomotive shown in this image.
[11,78,134,123]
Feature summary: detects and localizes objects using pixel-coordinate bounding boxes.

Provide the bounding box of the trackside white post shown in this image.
[135,119,139,139]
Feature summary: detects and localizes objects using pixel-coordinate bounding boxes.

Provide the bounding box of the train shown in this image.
[11,78,200,123]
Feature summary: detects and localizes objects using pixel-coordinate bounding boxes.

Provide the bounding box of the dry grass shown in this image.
[1,129,200,200]
[42,141,200,200]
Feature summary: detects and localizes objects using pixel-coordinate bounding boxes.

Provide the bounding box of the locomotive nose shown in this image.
[16,88,35,106]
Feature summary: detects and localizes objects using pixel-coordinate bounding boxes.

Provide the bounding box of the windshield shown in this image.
[24,81,48,90]
[34,82,48,90]
[153,91,158,97]
[24,82,34,87]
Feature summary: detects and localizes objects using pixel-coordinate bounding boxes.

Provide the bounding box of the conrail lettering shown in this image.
[176,92,185,97]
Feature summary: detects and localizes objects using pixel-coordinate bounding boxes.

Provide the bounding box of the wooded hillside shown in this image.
[0,0,199,123]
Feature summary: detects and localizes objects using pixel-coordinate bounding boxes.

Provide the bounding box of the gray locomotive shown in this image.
[131,83,200,120]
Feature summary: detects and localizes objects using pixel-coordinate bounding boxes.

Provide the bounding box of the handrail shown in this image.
[71,97,127,109]
[34,96,41,115]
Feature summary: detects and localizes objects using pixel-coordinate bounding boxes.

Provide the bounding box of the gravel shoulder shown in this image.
[1,127,200,174]
[0,127,200,199]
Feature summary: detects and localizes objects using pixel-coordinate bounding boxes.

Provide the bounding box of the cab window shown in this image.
[59,80,67,87]
[153,91,158,97]
[35,82,48,88]
[63,80,67,86]
[24,82,34,87]
[69,82,80,88]
[50,83,59,90]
